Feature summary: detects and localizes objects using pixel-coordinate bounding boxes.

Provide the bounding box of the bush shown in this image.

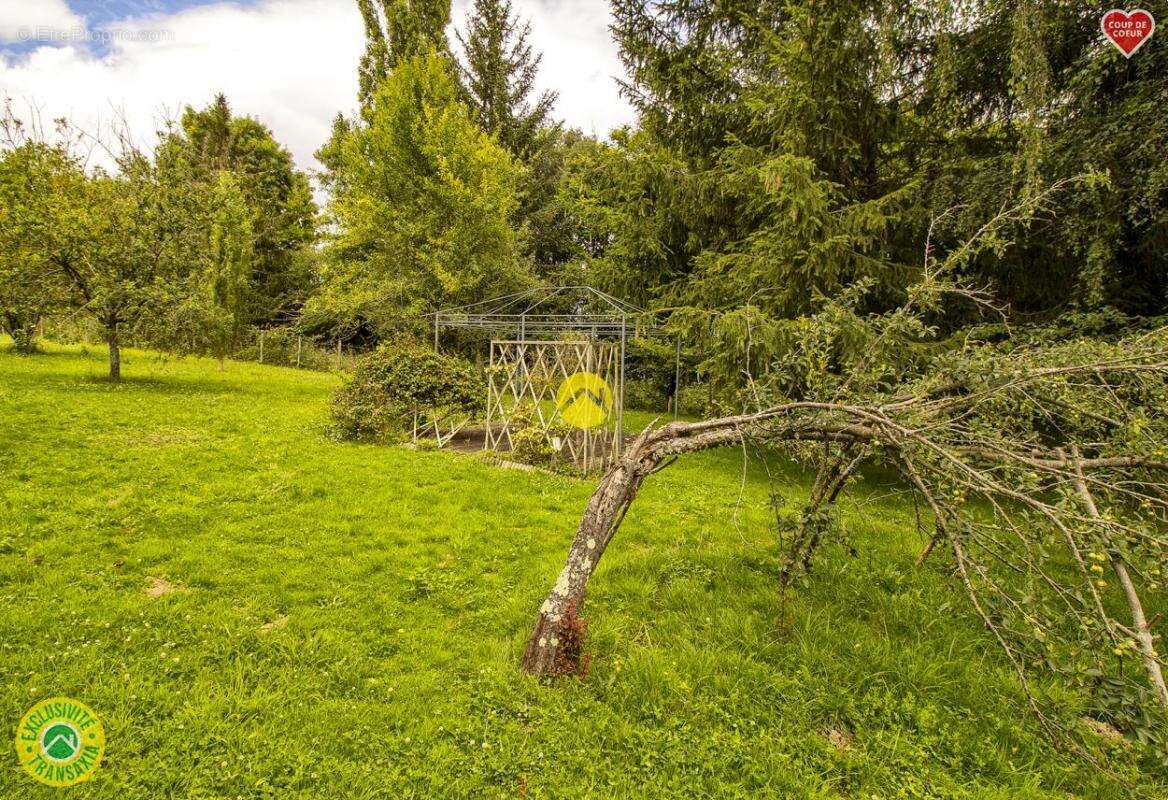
[624,378,668,411]
[676,382,710,417]
[505,404,573,468]
[4,318,38,354]
[331,341,481,442]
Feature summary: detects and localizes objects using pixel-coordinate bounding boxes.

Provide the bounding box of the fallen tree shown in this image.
[520,332,1168,722]
[523,180,1168,729]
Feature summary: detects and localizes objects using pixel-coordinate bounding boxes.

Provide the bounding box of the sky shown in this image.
[0,0,636,183]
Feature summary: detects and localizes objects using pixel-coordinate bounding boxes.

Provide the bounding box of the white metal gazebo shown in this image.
[428,286,680,472]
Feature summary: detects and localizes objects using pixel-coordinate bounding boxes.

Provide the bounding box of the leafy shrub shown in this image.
[331,341,480,442]
[507,404,572,468]
[624,378,667,411]
[676,382,710,417]
[5,319,38,354]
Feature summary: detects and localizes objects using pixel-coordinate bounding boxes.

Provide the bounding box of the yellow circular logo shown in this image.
[556,372,613,429]
[15,697,105,787]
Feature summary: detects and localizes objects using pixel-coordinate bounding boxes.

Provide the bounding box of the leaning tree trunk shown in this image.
[520,430,659,675]
[520,394,1168,692]
[520,407,863,675]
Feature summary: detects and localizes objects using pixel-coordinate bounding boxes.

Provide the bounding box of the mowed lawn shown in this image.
[1,342,1163,799]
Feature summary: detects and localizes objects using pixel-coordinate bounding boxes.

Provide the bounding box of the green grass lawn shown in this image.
[1,341,1164,798]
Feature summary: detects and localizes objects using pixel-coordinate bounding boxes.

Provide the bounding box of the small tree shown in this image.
[51,149,208,380]
[207,173,252,364]
[0,112,82,353]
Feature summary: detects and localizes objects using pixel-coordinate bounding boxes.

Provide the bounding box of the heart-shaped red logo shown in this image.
[1101,9,1156,57]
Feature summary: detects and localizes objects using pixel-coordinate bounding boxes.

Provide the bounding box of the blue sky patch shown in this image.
[2,1,259,58]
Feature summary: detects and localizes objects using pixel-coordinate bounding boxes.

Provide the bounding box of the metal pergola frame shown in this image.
[428,286,683,468]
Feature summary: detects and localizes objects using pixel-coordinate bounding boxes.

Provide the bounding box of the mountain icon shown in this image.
[43,726,79,760]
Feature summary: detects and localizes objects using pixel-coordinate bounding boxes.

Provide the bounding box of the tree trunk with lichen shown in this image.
[519,432,657,675]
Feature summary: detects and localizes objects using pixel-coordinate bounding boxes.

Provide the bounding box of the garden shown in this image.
[2,341,1164,798]
[2,0,1167,796]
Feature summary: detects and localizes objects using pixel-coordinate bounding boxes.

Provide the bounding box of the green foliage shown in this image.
[162,172,254,363]
[0,114,85,353]
[676,381,710,417]
[505,403,572,468]
[309,51,529,338]
[155,94,317,324]
[623,378,667,412]
[48,148,211,377]
[455,0,556,161]
[454,0,576,274]
[355,0,452,109]
[551,128,692,304]
[588,0,1168,408]
[331,340,480,441]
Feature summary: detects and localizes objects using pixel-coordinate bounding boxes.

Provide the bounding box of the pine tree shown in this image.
[455,0,556,160]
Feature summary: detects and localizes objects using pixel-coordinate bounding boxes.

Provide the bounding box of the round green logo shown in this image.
[15,697,105,786]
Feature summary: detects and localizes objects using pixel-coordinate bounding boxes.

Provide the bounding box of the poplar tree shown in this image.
[355,0,453,110]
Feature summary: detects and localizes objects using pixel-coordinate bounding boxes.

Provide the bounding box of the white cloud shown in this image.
[0,0,84,43]
[0,0,634,186]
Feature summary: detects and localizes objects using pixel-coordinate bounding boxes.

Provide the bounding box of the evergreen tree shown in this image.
[600,2,923,310]
[455,0,557,160]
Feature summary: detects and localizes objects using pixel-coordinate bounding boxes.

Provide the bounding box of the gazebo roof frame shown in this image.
[428,285,684,431]
[429,285,671,339]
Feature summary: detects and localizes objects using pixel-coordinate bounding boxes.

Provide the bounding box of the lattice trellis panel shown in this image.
[486,340,622,472]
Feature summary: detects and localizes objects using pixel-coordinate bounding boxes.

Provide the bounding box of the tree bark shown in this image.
[520,430,658,675]
[107,319,121,381]
[779,450,859,589]
[1071,450,1168,712]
